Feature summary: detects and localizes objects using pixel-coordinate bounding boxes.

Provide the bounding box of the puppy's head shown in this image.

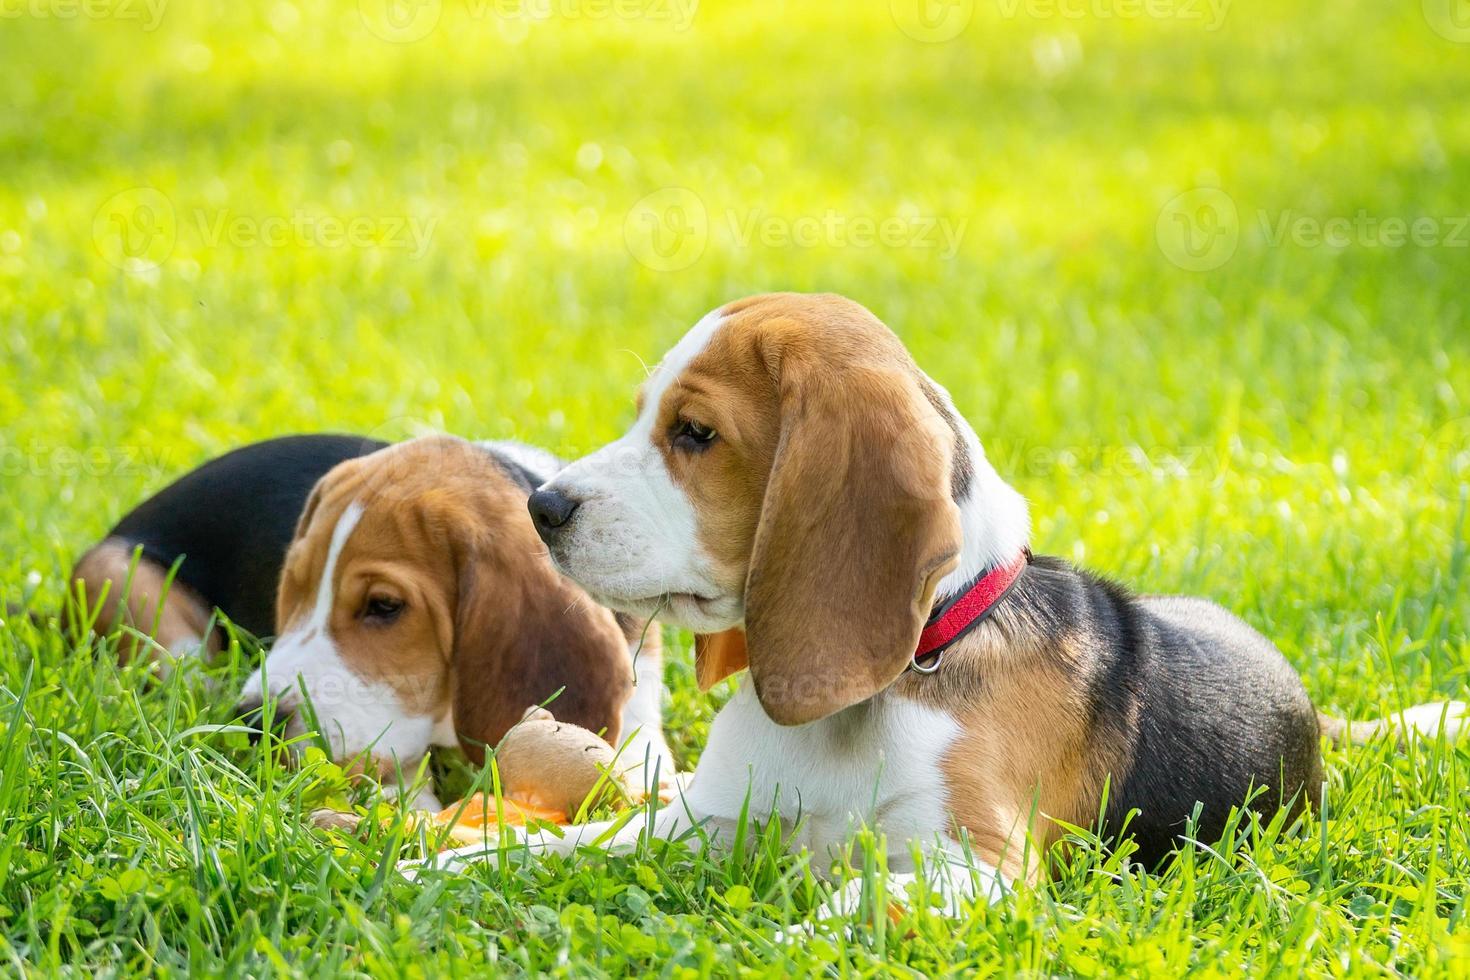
[235,435,631,775]
[535,294,963,725]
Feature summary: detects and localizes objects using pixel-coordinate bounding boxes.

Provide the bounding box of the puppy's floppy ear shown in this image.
[450,540,633,765]
[284,452,363,546]
[291,480,326,542]
[274,476,334,634]
[742,352,961,726]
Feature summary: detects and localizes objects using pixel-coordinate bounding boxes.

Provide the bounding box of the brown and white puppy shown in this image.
[423,293,1462,904]
[74,435,672,809]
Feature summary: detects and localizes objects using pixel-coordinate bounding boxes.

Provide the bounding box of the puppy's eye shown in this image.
[362,596,405,623]
[672,419,717,452]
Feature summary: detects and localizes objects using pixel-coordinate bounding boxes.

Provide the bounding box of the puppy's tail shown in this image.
[1318,702,1468,747]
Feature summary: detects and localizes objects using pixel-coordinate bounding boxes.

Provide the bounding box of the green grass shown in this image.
[3,0,1470,973]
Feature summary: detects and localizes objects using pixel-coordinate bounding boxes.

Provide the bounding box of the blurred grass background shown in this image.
[2,0,1469,973]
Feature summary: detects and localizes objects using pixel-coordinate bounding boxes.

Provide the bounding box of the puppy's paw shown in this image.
[655,770,694,805]
[397,840,515,881]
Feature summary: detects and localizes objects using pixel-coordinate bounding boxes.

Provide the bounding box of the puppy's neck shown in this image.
[924,376,1031,603]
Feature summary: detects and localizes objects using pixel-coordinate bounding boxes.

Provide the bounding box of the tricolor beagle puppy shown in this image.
[72,434,672,808]
[422,292,1462,904]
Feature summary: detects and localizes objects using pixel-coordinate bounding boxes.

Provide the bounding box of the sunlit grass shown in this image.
[2,0,1468,973]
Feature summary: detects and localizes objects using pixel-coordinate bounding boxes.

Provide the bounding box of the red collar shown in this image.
[912,550,1030,672]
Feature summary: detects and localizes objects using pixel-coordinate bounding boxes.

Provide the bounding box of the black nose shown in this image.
[234,697,289,746]
[528,488,580,542]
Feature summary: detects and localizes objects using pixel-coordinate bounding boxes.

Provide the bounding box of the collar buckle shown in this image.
[908,651,944,675]
[909,549,1030,676]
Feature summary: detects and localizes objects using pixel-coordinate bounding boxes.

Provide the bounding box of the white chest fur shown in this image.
[685,682,962,872]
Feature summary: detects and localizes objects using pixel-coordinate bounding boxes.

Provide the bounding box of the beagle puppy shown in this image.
[422,293,1462,905]
[73,434,672,808]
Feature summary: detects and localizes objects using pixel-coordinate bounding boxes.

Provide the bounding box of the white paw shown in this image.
[397,840,512,881]
[1398,701,1469,739]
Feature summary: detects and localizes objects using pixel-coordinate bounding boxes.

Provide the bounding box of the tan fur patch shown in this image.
[694,629,748,690]
[895,619,1130,883]
[71,537,220,664]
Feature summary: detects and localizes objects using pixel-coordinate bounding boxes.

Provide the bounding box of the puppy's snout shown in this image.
[528,488,581,543]
[234,696,292,746]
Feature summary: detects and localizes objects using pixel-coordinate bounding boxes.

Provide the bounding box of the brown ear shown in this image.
[292,476,330,542]
[743,355,961,726]
[695,629,749,690]
[273,478,329,635]
[451,551,633,765]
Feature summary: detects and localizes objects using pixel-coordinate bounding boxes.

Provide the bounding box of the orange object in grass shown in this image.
[430,793,567,845]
